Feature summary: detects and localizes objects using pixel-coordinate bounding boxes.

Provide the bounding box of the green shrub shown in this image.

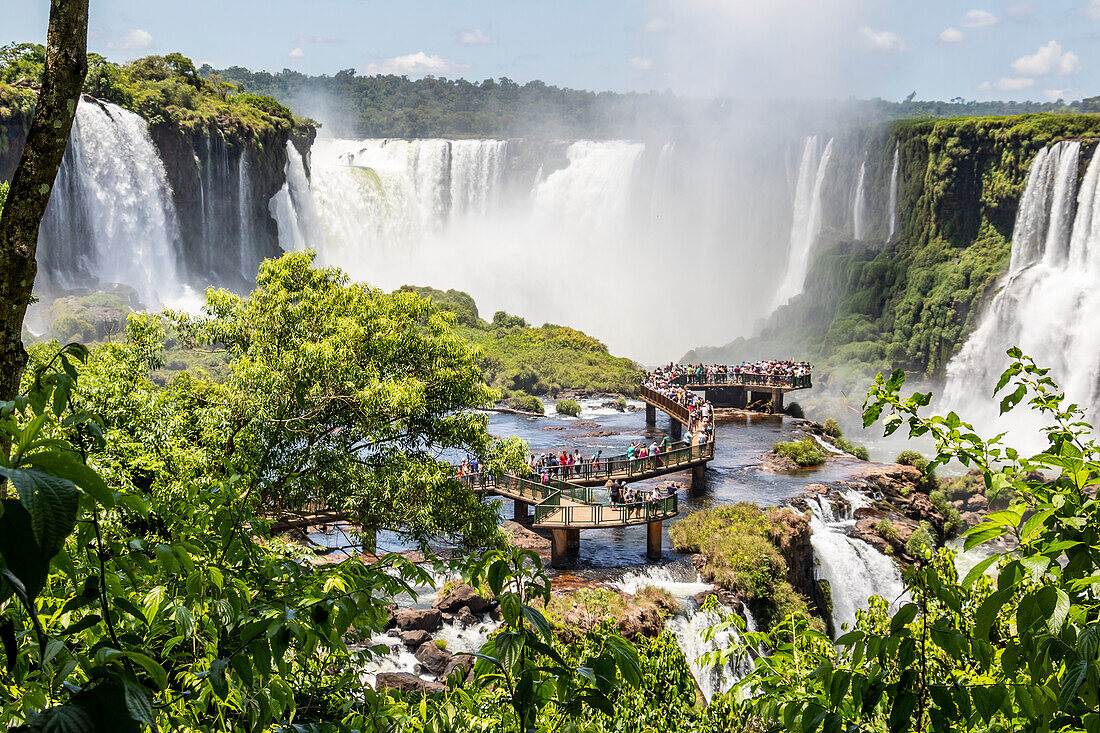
[905,521,936,559]
[835,436,870,461]
[511,392,544,415]
[615,396,627,411]
[434,638,447,650]
[896,450,924,466]
[822,418,843,438]
[929,490,964,537]
[786,402,805,419]
[555,399,581,417]
[852,445,870,461]
[773,439,826,467]
[874,519,900,544]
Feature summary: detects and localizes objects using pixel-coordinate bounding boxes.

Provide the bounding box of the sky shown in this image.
[5,0,1100,102]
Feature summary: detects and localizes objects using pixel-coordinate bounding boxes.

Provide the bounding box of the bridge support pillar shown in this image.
[566,529,581,555]
[670,418,682,441]
[772,389,784,413]
[734,387,747,409]
[691,464,706,487]
[514,500,530,522]
[550,529,569,569]
[645,403,656,426]
[647,521,663,561]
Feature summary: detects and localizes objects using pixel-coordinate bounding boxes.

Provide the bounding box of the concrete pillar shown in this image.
[514,500,529,522]
[551,529,569,569]
[734,387,747,409]
[647,520,663,561]
[566,528,581,555]
[645,403,656,425]
[670,419,682,441]
[772,389,784,413]
[692,464,706,487]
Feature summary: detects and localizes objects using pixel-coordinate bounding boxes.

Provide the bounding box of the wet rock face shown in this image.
[375,672,446,694]
[415,642,455,676]
[398,629,432,649]
[433,584,491,615]
[393,608,443,632]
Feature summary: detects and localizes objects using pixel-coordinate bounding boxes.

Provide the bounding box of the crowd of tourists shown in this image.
[643,366,714,445]
[605,478,678,514]
[652,361,813,388]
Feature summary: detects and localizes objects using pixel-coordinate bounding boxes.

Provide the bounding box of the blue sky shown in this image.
[6,0,1100,101]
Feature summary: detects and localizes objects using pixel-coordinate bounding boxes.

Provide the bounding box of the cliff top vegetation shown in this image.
[0,43,313,139]
[400,285,643,396]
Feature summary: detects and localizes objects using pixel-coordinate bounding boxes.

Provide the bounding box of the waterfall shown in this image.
[37,100,185,307]
[941,140,1100,448]
[887,144,900,240]
[301,135,805,362]
[237,148,256,279]
[804,492,905,635]
[853,161,867,241]
[271,141,320,252]
[772,136,835,309]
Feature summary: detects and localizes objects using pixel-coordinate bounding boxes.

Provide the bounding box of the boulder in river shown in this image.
[393,608,443,632]
[398,629,432,649]
[415,642,455,676]
[433,583,490,615]
[375,672,446,694]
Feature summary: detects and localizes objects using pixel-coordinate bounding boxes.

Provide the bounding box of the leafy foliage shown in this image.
[773,438,826,467]
[712,351,1100,733]
[556,399,581,417]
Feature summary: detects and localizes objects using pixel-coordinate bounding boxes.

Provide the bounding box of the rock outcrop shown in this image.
[392,608,443,632]
[375,672,446,695]
[432,584,491,615]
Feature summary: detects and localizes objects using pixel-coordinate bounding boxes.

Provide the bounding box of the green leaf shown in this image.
[520,605,552,642]
[975,587,1013,639]
[962,554,999,588]
[60,614,101,636]
[889,603,919,633]
[0,500,49,600]
[113,650,168,690]
[1046,588,1070,635]
[210,658,230,700]
[963,522,1008,551]
[122,677,155,725]
[604,635,642,688]
[23,451,114,508]
[1060,659,1089,709]
[0,467,79,558]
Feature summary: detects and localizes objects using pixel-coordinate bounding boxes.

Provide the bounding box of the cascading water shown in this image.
[271,141,320,252]
[772,136,835,309]
[611,564,757,703]
[37,100,185,307]
[853,160,867,241]
[804,491,905,635]
[941,140,1100,447]
[293,134,801,363]
[237,149,256,280]
[887,144,900,241]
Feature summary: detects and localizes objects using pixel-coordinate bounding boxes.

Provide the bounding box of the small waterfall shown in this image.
[271,141,320,252]
[887,144,900,240]
[37,100,185,307]
[237,148,256,279]
[942,140,1100,447]
[772,136,835,309]
[805,492,905,635]
[853,160,867,240]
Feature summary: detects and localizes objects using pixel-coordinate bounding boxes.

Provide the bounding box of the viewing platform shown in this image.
[668,371,811,412]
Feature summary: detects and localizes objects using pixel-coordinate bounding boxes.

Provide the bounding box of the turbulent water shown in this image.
[37,101,187,307]
[942,140,1100,447]
[804,491,905,634]
[772,135,835,309]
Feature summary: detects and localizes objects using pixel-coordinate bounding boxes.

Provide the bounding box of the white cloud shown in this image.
[288,47,305,59]
[642,18,670,32]
[629,56,654,70]
[859,26,906,51]
[1011,40,1081,76]
[295,36,344,45]
[364,52,468,77]
[1086,0,1100,20]
[977,76,1035,91]
[939,27,965,43]
[960,9,998,27]
[108,28,153,53]
[1043,88,1072,100]
[1007,1,1040,17]
[457,29,495,45]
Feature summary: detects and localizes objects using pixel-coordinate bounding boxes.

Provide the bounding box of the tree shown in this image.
[0,0,88,404]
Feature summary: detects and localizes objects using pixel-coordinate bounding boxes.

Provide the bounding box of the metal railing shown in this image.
[670,372,812,389]
[639,385,692,424]
[534,492,678,527]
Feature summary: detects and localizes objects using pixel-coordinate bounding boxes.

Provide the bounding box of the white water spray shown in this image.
[887,144,900,241]
[853,160,867,241]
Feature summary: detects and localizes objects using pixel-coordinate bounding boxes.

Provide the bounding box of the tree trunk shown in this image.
[0,0,89,402]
